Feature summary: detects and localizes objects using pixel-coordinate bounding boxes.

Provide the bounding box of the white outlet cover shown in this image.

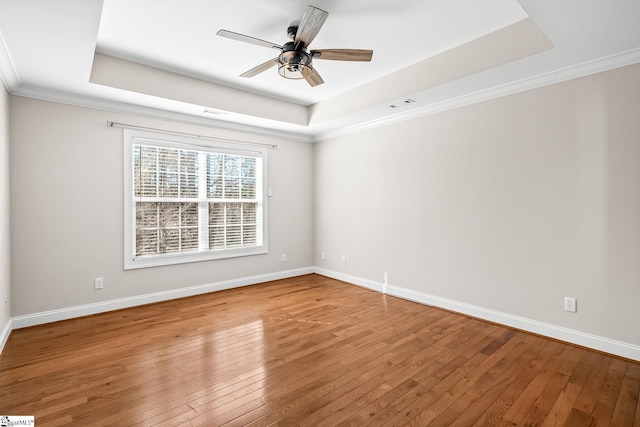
[564,297,577,313]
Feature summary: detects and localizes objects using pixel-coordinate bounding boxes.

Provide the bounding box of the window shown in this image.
[124,129,267,269]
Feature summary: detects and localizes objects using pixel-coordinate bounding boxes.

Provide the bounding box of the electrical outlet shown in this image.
[281,253,287,262]
[341,255,346,264]
[94,277,104,290]
[321,251,325,260]
[564,297,577,313]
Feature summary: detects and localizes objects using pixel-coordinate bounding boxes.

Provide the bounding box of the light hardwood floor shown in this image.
[1,274,639,426]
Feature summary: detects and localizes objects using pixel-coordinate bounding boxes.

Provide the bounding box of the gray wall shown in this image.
[314,63,640,346]
[9,98,314,316]
[0,84,10,339]
[6,64,640,354]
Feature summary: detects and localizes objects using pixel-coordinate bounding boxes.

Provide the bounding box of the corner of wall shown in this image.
[0,317,11,356]
[0,82,11,356]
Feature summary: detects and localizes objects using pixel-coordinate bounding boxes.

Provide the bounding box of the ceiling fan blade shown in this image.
[311,49,373,62]
[240,57,279,78]
[216,29,283,50]
[301,66,324,87]
[294,6,328,49]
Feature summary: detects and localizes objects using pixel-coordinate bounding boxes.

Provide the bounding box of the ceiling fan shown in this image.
[216,5,373,87]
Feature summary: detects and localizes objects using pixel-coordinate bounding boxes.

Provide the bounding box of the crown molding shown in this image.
[314,47,640,142]
[11,85,314,143]
[4,46,640,143]
[0,29,20,92]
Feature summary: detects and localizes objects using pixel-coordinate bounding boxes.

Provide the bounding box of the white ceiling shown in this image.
[97,0,528,105]
[0,0,639,141]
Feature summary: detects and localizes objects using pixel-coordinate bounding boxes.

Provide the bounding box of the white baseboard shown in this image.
[0,317,11,355]
[5,266,640,362]
[313,268,385,293]
[314,268,640,362]
[11,267,314,329]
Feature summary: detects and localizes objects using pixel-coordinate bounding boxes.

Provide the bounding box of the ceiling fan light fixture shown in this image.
[277,50,312,80]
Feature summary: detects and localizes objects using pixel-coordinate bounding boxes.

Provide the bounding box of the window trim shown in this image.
[123,129,268,269]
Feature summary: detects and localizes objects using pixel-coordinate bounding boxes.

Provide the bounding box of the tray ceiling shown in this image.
[0,0,639,140]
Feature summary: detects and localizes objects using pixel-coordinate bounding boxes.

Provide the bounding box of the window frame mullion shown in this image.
[198,152,209,251]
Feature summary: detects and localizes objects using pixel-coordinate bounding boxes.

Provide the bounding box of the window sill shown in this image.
[124,246,268,270]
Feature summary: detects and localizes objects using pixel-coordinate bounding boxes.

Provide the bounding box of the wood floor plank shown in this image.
[520,345,584,425]
[635,390,640,427]
[434,331,539,426]
[191,327,429,425]
[317,322,505,426]
[354,327,509,426]
[0,274,638,426]
[296,338,451,426]
[502,340,568,423]
[589,358,628,426]
[403,331,538,426]
[610,363,640,427]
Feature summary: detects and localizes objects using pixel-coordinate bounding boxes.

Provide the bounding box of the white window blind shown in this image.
[124,129,267,269]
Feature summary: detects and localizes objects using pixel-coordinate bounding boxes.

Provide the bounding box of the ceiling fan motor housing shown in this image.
[278,42,312,79]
